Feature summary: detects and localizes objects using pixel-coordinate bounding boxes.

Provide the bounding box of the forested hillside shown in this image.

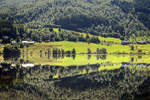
[133,0,150,29]
[0,0,150,41]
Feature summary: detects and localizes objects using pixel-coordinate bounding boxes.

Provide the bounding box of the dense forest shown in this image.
[0,0,150,42]
[0,20,101,43]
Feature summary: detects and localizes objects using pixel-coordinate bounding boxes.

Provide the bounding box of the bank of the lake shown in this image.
[1,41,150,54]
[0,45,4,54]
[22,41,150,54]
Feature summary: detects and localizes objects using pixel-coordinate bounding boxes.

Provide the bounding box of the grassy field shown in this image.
[0,45,4,62]
[0,55,4,62]
[0,45,4,54]
[26,41,127,54]
[55,28,122,43]
[24,41,150,54]
[77,32,121,43]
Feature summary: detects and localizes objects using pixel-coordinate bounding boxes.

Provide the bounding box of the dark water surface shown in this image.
[0,53,150,100]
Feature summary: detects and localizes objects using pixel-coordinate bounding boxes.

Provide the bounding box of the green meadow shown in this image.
[0,45,4,54]
[19,27,150,54]
[23,41,150,54]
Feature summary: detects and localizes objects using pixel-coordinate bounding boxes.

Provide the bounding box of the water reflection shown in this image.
[0,62,149,100]
[0,52,150,100]
[96,54,106,60]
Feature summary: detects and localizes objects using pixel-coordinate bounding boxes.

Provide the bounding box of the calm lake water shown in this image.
[0,52,150,100]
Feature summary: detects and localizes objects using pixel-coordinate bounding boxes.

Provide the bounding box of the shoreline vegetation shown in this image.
[0,19,150,55]
[1,41,150,54]
[1,26,150,66]
[1,40,150,66]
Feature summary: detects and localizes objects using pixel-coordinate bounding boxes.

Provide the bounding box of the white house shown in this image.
[22,63,35,68]
[22,41,35,46]
[11,41,16,44]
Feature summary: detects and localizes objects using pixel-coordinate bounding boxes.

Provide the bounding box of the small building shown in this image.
[121,41,130,45]
[22,63,34,68]
[45,40,51,42]
[22,41,34,46]
[137,41,147,45]
[11,41,16,44]
[11,63,16,67]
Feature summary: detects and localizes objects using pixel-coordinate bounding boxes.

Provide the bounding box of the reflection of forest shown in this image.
[0,63,150,100]
[1,47,150,66]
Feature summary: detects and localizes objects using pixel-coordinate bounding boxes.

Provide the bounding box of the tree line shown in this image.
[0,0,150,40]
[0,20,100,44]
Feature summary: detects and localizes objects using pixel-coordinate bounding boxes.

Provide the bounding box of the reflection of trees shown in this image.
[96,54,106,60]
[133,0,150,29]
[88,54,91,60]
[3,46,20,61]
[96,48,107,54]
[0,63,23,87]
[52,48,76,60]
[0,63,150,100]
[53,66,150,100]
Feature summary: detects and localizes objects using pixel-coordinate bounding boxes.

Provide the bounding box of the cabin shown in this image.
[147,41,150,44]
[137,41,147,45]
[45,40,50,42]
[22,63,34,68]
[22,41,34,46]
[121,41,130,45]
[11,63,16,67]
[11,41,16,45]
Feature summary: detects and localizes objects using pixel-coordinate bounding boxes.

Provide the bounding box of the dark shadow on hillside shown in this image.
[133,78,150,100]
[55,14,108,32]
[54,75,100,91]
[133,0,150,29]
[53,68,126,90]
[3,46,20,61]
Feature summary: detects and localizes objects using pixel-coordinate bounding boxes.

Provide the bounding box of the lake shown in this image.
[0,52,150,100]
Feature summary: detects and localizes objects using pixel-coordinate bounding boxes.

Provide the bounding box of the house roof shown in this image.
[22,41,34,43]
